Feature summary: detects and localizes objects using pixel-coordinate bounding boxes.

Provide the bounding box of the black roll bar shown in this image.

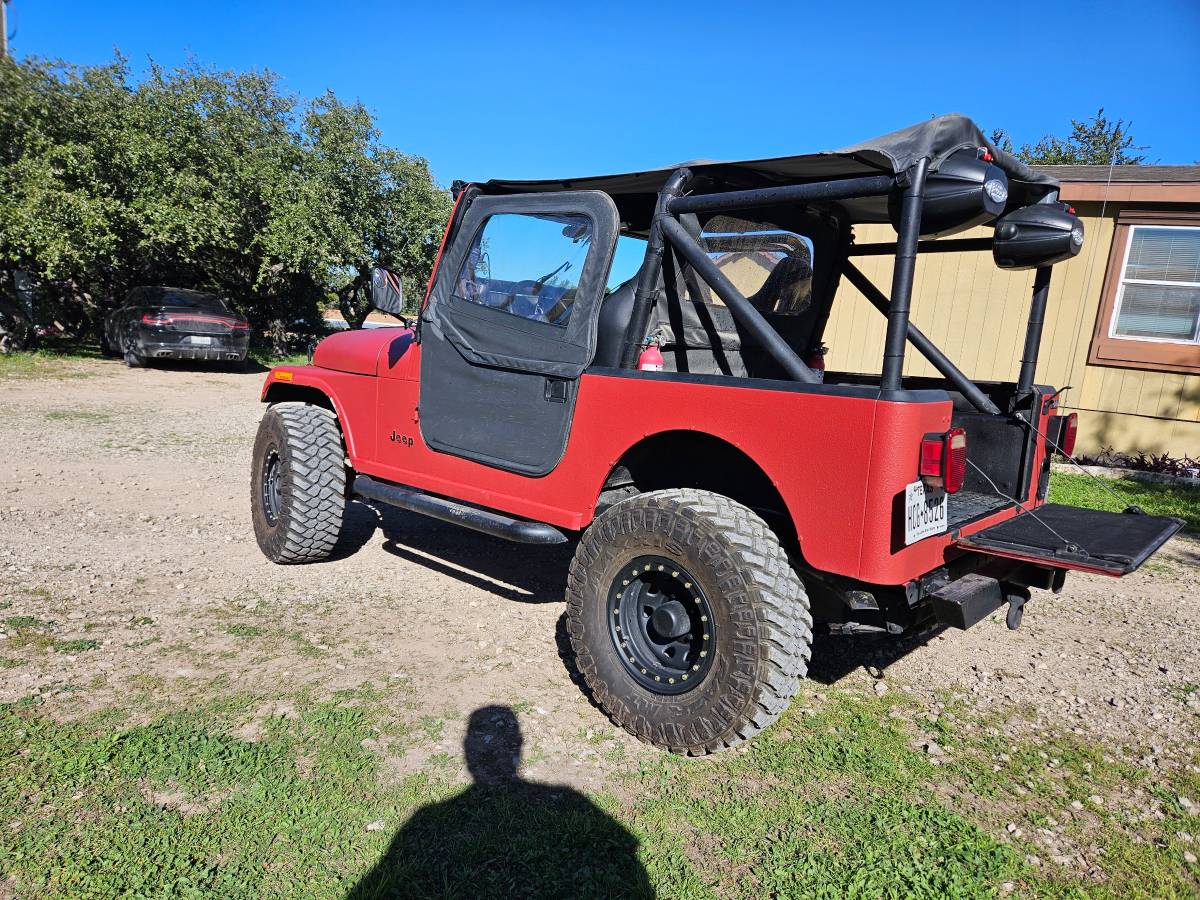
[1016,266,1052,400]
[849,236,994,256]
[658,216,820,384]
[842,262,1001,415]
[619,168,693,368]
[666,174,896,217]
[881,159,929,392]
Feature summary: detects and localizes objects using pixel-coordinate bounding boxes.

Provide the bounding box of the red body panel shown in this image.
[260,329,1054,585]
[310,328,402,376]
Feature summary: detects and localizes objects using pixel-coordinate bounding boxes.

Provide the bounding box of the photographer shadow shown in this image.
[347,705,651,900]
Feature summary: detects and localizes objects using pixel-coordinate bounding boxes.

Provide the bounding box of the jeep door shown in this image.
[419,191,619,476]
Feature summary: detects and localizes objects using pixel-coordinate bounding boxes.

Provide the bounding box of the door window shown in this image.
[454,213,593,326]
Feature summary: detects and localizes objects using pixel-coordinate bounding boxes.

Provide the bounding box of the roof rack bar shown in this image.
[666,174,896,216]
[842,261,1001,415]
[620,168,693,368]
[1016,266,1052,401]
[659,216,820,384]
[881,159,929,393]
[849,236,994,256]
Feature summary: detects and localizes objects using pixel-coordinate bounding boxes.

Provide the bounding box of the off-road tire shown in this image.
[566,488,812,755]
[251,402,346,564]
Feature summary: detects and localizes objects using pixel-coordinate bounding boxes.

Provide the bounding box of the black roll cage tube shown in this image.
[617,163,1055,414]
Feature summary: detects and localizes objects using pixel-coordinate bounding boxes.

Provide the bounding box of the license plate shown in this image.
[904,480,947,545]
[188,336,212,345]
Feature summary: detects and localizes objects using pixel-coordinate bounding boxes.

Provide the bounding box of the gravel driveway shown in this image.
[2,360,1197,786]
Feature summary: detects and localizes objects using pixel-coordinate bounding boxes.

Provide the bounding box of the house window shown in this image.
[1112,226,1200,342]
[1089,211,1200,374]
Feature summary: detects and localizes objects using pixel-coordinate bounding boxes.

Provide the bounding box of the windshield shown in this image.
[142,288,229,312]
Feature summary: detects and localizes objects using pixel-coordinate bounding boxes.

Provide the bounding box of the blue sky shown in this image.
[8,0,1200,184]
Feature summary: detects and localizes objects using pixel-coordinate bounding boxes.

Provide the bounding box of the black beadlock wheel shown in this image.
[251,401,346,564]
[566,488,812,755]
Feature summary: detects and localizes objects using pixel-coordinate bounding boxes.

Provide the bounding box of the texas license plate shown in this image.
[904,480,947,545]
[188,336,212,345]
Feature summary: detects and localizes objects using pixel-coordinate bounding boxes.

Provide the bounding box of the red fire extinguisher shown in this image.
[804,344,827,383]
[638,339,664,372]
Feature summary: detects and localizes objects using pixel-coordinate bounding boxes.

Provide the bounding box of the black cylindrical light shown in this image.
[889,148,1009,237]
[993,203,1085,270]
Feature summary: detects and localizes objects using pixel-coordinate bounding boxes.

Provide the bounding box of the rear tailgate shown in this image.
[956,504,1184,576]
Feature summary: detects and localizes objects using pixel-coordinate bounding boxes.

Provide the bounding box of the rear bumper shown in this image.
[135,331,248,362]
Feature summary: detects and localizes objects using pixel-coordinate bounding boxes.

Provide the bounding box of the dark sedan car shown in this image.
[101,287,250,367]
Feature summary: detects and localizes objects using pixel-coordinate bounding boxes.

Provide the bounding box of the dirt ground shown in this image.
[2,359,1198,788]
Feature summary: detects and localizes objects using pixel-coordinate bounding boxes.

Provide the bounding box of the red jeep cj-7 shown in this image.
[251,115,1183,755]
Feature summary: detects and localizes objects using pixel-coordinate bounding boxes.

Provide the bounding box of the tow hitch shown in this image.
[1005,586,1029,630]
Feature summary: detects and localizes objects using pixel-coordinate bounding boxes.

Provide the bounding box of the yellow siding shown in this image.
[824,204,1200,456]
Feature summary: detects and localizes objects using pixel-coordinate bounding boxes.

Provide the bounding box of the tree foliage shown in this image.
[0,54,451,350]
[990,108,1146,166]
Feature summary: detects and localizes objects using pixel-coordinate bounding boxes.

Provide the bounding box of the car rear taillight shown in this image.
[231,321,249,331]
[141,313,173,325]
[945,428,967,493]
[919,427,968,494]
[1057,413,1078,457]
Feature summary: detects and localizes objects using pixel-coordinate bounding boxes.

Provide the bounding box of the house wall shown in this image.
[823,200,1200,456]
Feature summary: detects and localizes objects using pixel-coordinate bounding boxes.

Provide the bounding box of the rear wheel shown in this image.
[566,489,812,755]
[123,344,145,367]
[251,402,346,563]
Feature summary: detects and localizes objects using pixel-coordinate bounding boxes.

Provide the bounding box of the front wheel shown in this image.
[251,402,347,564]
[566,489,812,755]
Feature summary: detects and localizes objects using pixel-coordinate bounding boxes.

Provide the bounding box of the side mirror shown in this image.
[370,268,405,316]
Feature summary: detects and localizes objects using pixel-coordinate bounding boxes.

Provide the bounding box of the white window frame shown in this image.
[1108,223,1200,346]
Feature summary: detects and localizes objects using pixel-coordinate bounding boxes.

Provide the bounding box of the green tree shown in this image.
[0,54,450,352]
[991,108,1146,166]
[265,92,451,329]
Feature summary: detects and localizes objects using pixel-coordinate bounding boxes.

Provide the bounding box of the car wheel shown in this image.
[123,346,145,367]
[251,401,346,564]
[566,488,812,755]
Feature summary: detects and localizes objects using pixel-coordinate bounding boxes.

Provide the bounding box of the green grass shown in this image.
[0,344,101,380]
[2,688,1196,898]
[222,623,267,639]
[1049,472,1200,533]
[54,639,100,654]
[44,409,114,425]
[248,348,311,367]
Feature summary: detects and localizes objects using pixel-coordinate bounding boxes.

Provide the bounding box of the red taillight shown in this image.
[919,437,943,478]
[141,313,173,325]
[1058,413,1078,457]
[919,427,968,494]
[945,427,967,493]
[231,321,249,331]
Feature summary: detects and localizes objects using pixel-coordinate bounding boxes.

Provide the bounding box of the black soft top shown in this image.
[483,114,1060,229]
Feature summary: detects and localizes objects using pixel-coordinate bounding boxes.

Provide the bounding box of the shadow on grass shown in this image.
[347,705,651,900]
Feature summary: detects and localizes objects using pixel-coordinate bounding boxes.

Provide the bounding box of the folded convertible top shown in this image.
[483,114,1060,228]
